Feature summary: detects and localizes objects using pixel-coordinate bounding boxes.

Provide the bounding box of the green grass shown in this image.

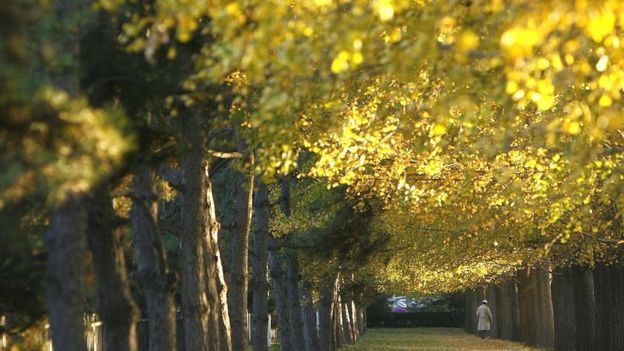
[340,328,543,351]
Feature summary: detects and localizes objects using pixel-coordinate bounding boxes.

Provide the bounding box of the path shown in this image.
[341,328,542,351]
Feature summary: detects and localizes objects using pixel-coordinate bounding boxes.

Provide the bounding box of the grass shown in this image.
[340,328,543,351]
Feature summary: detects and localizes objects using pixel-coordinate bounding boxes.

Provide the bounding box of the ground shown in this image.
[341,328,542,351]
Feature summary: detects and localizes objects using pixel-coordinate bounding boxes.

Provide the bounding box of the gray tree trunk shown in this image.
[464,292,472,332]
[286,253,305,350]
[517,269,538,345]
[332,278,345,349]
[341,301,353,344]
[318,277,335,351]
[571,265,596,351]
[269,248,292,351]
[301,281,320,351]
[495,281,513,340]
[348,300,359,342]
[228,151,254,351]
[357,306,366,336]
[132,167,176,351]
[486,286,499,338]
[594,262,624,351]
[551,268,576,351]
[251,179,269,351]
[44,2,88,350]
[44,197,88,351]
[181,112,210,351]
[87,189,138,351]
[202,165,232,351]
[536,268,554,349]
[509,280,521,341]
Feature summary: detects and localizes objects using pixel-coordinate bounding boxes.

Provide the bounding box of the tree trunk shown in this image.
[286,253,305,351]
[269,249,292,351]
[348,300,359,343]
[536,268,554,349]
[44,196,88,351]
[131,167,176,351]
[357,306,366,336]
[87,189,138,351]
[181,112,210,351]
[228,151,254,351]
[509,279,521,341]
[571,265,595,351]
[332,279,345,349]
[318,276,335,351]
[517,269,538,345]
[486,286,499,338]
[463,292,472,333]
[551,268,576,351]
[341,301,353,344]
[495,282,512,340]
[251,179,269,351]
[44,2,87,349]
[301,281,320,351]
[594,262,624,351]
[203,166,232,351]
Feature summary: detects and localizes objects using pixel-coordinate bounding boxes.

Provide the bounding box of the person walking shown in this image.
[476,299,493,339]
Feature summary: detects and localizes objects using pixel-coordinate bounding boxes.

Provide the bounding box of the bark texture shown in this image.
[551,268,576,351]
[203,168,232,351]
[495,281,513,340]
[357,306,366,336]
[509,280,521,341]
[227,152,254,351]
[286,253,305,351]
[250,178,269,351]
[181,112,210,351]
[348,300,359,342]
[486,286,499,338]
[594,262,624,351]
[571,265,595,351]
[88,190,138,351]
[341,301,353,344]
[301,281,320,351]
[131,167,176,351]
[44,197,88,351]
[332,279,345,349]
[536,268,554,349]
[517,269,538,345]
[269,249,292,351]
[319,277,335,351]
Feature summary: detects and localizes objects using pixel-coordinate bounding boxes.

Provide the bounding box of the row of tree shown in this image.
[1,1,381,350]
[3,0,624,350]
[464,262,624,351]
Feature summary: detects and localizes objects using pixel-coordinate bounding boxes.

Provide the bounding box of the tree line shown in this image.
[3,0,624,350]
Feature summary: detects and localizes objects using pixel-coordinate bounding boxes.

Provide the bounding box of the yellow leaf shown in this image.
[374,0,394,22]
[457,31,479,53]
[331,51,351,73]
[586,11,615,42]
[599,95,613,107]
[430,123,447,137]
[565,121,581,135]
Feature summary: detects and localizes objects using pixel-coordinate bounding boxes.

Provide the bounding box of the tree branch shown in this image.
[206,149,243,159]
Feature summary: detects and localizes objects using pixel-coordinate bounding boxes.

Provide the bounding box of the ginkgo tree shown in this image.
[105,0,624,291]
